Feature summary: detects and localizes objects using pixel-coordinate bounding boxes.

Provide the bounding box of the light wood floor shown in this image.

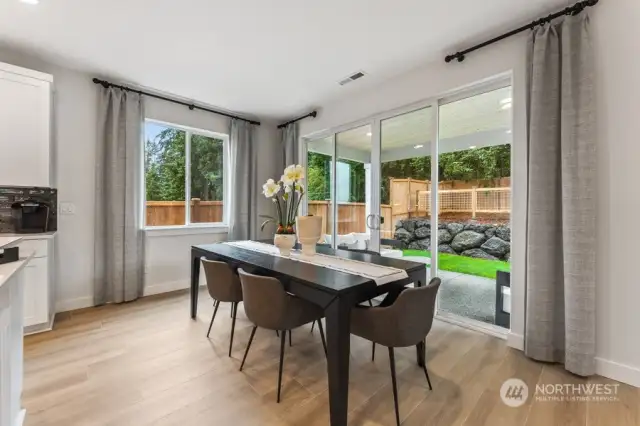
[23,289,639,426]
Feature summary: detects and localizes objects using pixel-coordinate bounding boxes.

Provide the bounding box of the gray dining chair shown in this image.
[201,259,243,357]
[350,277,441,426]
[237,268,327,403]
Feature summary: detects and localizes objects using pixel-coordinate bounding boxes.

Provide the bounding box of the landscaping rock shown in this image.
[414,219,430,229]
[414,227,431,239]
[438,229,453,244]
[416,239,431,250]
[496,226,511,242]
[408,241,423,250]
[464,222,491,233]
[505,252,511,262]
[485,227,496,238]
[480,237,510,258]
[395,219,404,230]
[461,248,499,260]
[446,222,464,236]
[450,230,487,252]
[403,220,416,233]
[394,228,413,243]
[438,244,456,254]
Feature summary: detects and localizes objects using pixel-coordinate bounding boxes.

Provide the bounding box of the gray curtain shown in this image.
[228,118,258,240]
[282,122,299,169]
[94,87,145,305]
[525,13,596,376]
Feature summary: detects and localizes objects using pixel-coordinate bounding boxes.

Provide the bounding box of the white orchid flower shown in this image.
[280,174,293,186]
[262,179,279,198]
[283,164,305,183]
[284,184,292,193]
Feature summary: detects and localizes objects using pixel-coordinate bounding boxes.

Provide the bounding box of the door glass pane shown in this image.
[144,122,186,226]
[190,133,225,223]
[306,136,333,245]
[335,125,371,249]
[381,107,432,264]
[437,86,512,327]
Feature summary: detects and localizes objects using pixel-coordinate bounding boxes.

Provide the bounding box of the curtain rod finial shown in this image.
[310,111,318,118]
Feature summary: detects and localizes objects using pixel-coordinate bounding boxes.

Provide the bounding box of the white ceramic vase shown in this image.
[274,234,296,256]
[296,215,323,256]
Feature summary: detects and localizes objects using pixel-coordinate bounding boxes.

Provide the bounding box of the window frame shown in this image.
[143,118,230,230]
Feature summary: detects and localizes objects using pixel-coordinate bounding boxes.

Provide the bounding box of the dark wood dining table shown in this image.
[190,241,427,426]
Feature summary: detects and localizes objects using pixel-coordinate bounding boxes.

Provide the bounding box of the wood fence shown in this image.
[416,187,511,217]
[146,200,223,226]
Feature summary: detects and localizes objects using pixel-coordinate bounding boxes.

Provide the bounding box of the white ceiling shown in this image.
[0,0,565,120]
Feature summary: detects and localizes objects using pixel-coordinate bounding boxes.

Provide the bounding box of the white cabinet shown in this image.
[15,235,56,333]
[0,61,53,187]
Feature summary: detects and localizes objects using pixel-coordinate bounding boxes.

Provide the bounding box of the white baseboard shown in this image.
[596,357,640,388]
[55,296,93,313]
[143,280,205,297]
[507,332,524,350]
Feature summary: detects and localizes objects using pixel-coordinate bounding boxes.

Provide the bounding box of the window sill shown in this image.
[144,224,229,238]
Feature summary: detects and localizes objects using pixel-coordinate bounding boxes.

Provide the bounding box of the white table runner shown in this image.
[223,240,408,286]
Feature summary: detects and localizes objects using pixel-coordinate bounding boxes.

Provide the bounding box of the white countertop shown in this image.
[0,251,34,289]
[0,237,22,249]
[0,232,57,240]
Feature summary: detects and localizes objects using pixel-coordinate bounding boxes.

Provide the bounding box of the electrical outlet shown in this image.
[59,202,76,215]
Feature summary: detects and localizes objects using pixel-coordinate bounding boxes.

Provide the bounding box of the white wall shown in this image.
[300,2,640,387]
[0,45,282,312]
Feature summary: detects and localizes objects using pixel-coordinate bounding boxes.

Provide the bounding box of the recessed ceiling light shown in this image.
[501,103,512,110]
[20,0,39,4]
[506,129,512,134]
[500,98,512,105]
[366,132,372,137]
[414,144,424,149]
[469,146,477,149]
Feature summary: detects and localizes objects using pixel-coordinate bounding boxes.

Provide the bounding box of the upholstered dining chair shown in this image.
[237,268,327,403]
[350,277,441,426]
[201,259,243,357]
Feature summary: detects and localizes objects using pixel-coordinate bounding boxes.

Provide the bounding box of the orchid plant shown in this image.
[260,164,306,235]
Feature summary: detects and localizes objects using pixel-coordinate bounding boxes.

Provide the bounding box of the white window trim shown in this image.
[143,119,230,230]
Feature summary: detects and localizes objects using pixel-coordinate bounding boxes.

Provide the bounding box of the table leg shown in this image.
[190,252,200,319]
[325,296,351,426]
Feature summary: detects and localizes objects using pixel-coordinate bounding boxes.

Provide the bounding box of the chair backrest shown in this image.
[389,277,441,347]
[201,259,243,303]
[237,268,287,330]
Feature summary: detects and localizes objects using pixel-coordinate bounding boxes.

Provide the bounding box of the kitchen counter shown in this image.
[0,231,57,240]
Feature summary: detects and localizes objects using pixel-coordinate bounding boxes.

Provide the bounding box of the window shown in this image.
[144,120,228,227]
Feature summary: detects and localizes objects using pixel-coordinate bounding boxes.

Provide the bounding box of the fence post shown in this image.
[471,187,477,219]
[191,198,201,222]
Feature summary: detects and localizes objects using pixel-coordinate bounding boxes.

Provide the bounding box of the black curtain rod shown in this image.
[445,0,598,63]
[92,78,260,126]
[278,111,317,129]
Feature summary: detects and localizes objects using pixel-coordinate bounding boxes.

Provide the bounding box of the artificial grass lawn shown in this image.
[402,249,511,279]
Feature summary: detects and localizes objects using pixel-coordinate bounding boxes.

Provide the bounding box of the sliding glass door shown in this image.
[303,77,514,331]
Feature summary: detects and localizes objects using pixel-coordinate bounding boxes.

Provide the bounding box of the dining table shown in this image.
[190,240,427,426]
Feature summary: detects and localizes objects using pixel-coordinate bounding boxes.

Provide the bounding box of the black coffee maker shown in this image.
[11,199,51,233]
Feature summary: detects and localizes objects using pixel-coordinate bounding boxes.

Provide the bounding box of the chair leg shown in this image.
[277,330,287,403]
[276,330,279,337]
[317,319,328,356]
[368,299,374,307]
[310,320,315,333]
[388,347,401,426]
[229,302,238,357]
[289,329,292,347]
[239,326,257,371]
[371,343,376,361]
[423,365,433,390]
[206,301,220,338]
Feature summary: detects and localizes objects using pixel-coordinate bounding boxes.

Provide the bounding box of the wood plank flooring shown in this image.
[23,289,639,426]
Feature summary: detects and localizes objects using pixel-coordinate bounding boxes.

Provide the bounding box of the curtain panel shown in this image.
[524,13,597,376]
[228,118,258,240]
[94,87,145,305]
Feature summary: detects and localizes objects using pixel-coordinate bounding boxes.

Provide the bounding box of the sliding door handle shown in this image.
[366,214,374,229]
